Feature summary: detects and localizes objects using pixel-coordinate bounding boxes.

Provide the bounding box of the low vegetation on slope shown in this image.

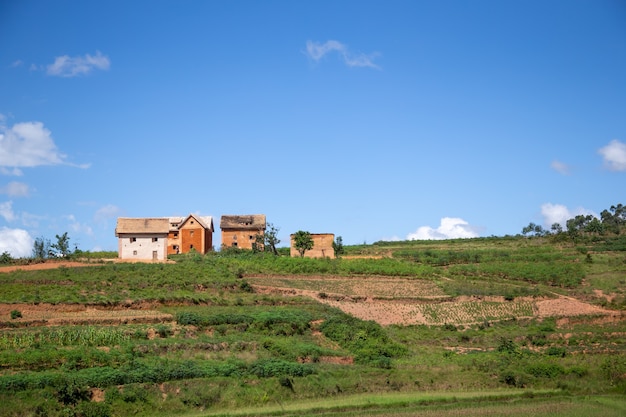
[0,234,624,416]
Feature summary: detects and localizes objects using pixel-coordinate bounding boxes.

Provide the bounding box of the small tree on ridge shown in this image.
[293,230,313,258]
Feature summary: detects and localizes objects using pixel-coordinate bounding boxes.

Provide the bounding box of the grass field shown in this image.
[0,234,624,416]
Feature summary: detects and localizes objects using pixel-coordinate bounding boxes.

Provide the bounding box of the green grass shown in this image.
[0,235,624,416]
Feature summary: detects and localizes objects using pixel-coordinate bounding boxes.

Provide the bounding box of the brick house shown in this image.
[115,218,170,261]
[168,214,214,255]
[220,214,266,250]
[116,214,214,260]
[290,233,335,258]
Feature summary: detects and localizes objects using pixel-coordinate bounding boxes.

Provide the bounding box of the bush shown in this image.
[0,251,12,264]
[526,363,565,378]
[56,380,91,405]
[10,310,22,320]
[500,370,527,387]
[76,401,112,417]
[546,346,567,357]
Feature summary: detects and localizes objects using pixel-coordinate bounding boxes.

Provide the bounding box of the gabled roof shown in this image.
[115,218,169,236]
[168,217,184,232]
[180,214,214,231]
[220,214,266,230]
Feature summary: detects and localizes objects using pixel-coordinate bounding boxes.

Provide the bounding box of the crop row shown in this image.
[0,326,130,349]
[0,357,314,393]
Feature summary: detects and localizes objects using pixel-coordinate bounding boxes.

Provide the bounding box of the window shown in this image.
[232,242,238,247]
[249,235,253,240]
[190,244,194,249]
[133,250,137,255]
[173,232,179,238]
[130,237,137,243]
[190,230,194,236]
[152,237,158,242]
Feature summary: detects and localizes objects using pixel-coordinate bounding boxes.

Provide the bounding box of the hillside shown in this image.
[0,235,624,416]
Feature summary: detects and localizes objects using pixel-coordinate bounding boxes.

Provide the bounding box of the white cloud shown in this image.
[550,160,571,175]
[0,167,23,176]
[407,217,480,240]
[0,227,33,258]
[598,140,626,172]
[0,181,29,197]
[64,214,93,236]
[94,204,122,223]
[46,51,110,77]
[11,60,23,68]
[0,120,66,167]
[540,203,596,228]
[305,40,380,69]
[0,201,17,222]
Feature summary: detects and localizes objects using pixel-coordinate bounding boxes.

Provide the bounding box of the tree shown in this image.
[32,237,51,260]
[601,203,625,234]
[550,223,563,234]
[252,222,281,255]
[264,223,281,255]
[521,222,545,237]
[332,236,344,258]
[293,230,313,258]
[50,232,71,258]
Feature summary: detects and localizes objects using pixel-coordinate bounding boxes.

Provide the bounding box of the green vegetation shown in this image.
[293,230,314,257]
[0,229,625,416]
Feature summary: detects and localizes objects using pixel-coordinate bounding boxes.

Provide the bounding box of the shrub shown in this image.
[500,370,527,387]
[239,281,254,292]
[10,310,22,320]
[56,380,91,405]
[546,346,567,357]
[526,363,565,378]
[497,338,519,354]
[0,251,12,264]
[76,401,112,417]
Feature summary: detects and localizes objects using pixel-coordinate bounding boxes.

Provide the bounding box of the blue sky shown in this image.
[1,0,625,256]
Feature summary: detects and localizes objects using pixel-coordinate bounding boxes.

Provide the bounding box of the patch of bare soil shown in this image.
[0,303,172,327]
[0,258,174,274]
[251,278,621,327]
[535,297,609,317]
[0,261,95,273]
[91,388,105,403]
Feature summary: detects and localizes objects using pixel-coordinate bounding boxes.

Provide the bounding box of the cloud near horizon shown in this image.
[598,139,626,172]
[46,51,110,77]
[540,203,597,228]
[0,227,33,258]
[305,40,380,69]
[406,217,480,240]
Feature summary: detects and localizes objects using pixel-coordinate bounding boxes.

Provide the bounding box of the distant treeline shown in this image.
[522,203,625,238]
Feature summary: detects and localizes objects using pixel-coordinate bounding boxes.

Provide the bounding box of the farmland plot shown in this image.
[247,275,447,299]
[249,276,616,326]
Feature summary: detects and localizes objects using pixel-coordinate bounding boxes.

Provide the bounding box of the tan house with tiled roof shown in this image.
[116,214,214,260]
[115,218,170,260]
[220,214,266,250]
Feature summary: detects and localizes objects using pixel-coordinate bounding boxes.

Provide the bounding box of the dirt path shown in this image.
[0,258,174,273]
